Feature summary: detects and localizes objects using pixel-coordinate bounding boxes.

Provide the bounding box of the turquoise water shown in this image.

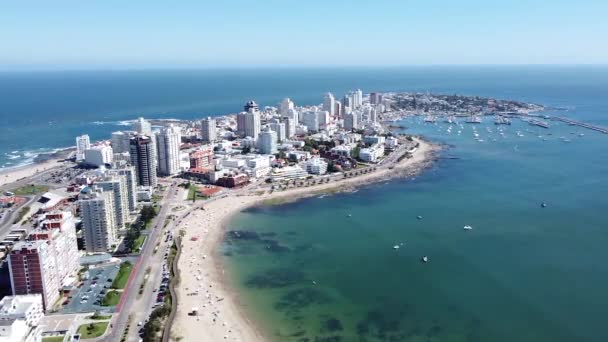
[223,114,608,341]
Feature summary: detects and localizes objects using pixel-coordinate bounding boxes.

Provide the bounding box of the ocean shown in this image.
[1,66,607,169]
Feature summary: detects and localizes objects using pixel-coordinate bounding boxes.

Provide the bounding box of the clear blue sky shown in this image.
[1,0,607,69]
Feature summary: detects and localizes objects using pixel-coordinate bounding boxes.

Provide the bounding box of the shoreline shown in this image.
[171,137,440,342]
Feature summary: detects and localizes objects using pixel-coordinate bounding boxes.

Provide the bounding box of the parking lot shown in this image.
[58,260,133,314]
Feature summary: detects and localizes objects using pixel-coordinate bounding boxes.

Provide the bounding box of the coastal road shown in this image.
[100,181,180,342]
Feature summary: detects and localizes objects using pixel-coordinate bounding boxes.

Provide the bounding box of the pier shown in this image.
[552,117,608,134]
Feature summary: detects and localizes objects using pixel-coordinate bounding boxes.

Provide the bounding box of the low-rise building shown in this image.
[216,174,249,188]
[359,144,385,163]
[84,145,113,167]
[305,158,328,175]
[270,166,309,182]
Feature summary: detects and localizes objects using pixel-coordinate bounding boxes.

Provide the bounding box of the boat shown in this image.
[541,203,547,208]
[463,225,473,230]
[466,115,482,124]
[393,245,400,250]
[347,214,352,217]
[417,215,423,220]
[421,256,428,263]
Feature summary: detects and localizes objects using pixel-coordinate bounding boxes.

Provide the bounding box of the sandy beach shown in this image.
[171,138,439,342]
[0,158,67,188]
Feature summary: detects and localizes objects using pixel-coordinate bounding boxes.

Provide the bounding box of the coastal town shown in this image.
[0,90,546,342]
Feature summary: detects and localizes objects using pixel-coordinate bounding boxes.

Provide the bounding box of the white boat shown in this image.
[463,225,473,230]
[393,245,400,250]
[421,256,428,263]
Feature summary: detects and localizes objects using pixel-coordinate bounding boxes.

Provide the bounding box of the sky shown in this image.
[1,0,607,70]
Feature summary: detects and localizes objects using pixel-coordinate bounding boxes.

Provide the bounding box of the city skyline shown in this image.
[1,0,608,70]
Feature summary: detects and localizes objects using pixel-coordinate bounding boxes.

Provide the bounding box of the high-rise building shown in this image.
[317,111,330,131]
[111,131,135,154]
[75,134,90,161]
[344,112,359,131]
[110,167,137,213]
[280,98,294,116]
[130,135,158,187]
[269,122,286,142]
[189,148,214,169]
[323,93,336,116]
[95,176,129,229]
[257,128,278,155]
[370,92,383,105]
[370,107,377,123]
[84,145,113,167]
[302,111,319,132]
[335,101,343,118]
[133,117,152,136]
[36,211,80,282]
[355,89,363,108]
[8,241,59,310]
[284,117,296,139]
[237,108,261,141]
[79,189,117,253]
[200,117,216,143]
[244,100,259,113]
[156,125,181,176]
[341,95,353,113]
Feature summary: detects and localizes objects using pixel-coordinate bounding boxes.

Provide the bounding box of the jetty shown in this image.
[552,117,608,134]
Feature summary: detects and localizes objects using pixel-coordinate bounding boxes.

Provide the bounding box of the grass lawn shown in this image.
[111,262,133,289]
[42,336,65,342]
[101,290,121,306]
[89,314,112,320]
[133,235,146,251]
[77,322,109,339]
[12,184,49,196]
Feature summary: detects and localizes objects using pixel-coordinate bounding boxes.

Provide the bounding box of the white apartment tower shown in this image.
[258,128,278,155]
[284,117,296,139]
[156,125,181,176]
[111,131,135,154]
[110,167,137,213]
[323,92,336,116]
[95,176,130,229]
[237,103,261,141]
[269,122,286,142]
[80,189,117,253]
[344,112,359,131]
[201,117,217,143]
[75,134,90,161]
[133,117,152,136]
[302,111,319,132]
[280,98,294,116]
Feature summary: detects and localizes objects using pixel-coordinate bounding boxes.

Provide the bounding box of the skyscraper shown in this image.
[269,122,286,142]
[75,134,90,161]
[110,167,137,213]
[79,189,117,253]
[284,117,296,139]
[156,125,181,176]
[258,128,278,155]
[111,131,135,154]
[95,176,130,229]
[133,117,152,136]
[302,111,319,132]
[323,93,336,116]
[244,100,259,113]
[130,135,158,187]
[280,98,294,116]
[317,111,330,131]
[237,106,261,141]
[335,101,343,119]
[344,112,359,131]
[342,95,353,114]
[201,117,217,143]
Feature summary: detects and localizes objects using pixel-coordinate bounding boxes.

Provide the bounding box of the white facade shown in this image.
[317,111,330,130]
[258,128,278,155]
[302,111,319,132]
[110,167,137,212]
[84,145,113,167]
[95,176,130,229]
[270,166,308,182]
[331,145,354,157]
[237,111,261,141]
[359,144,385,163]
[111,131,134,154]
[75,134,90,161]
[156,124,181,176]
[344,113,359,131]
[280,98,294,116]
[80,189,117,253]
[0,294,43,327]
[305,158,328,175]
[133,117,152,136]
[284,117,296,138]
[201,117,217,143]
[323,92,335,116]
[269,122,286,142]
[39,212,80,287]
